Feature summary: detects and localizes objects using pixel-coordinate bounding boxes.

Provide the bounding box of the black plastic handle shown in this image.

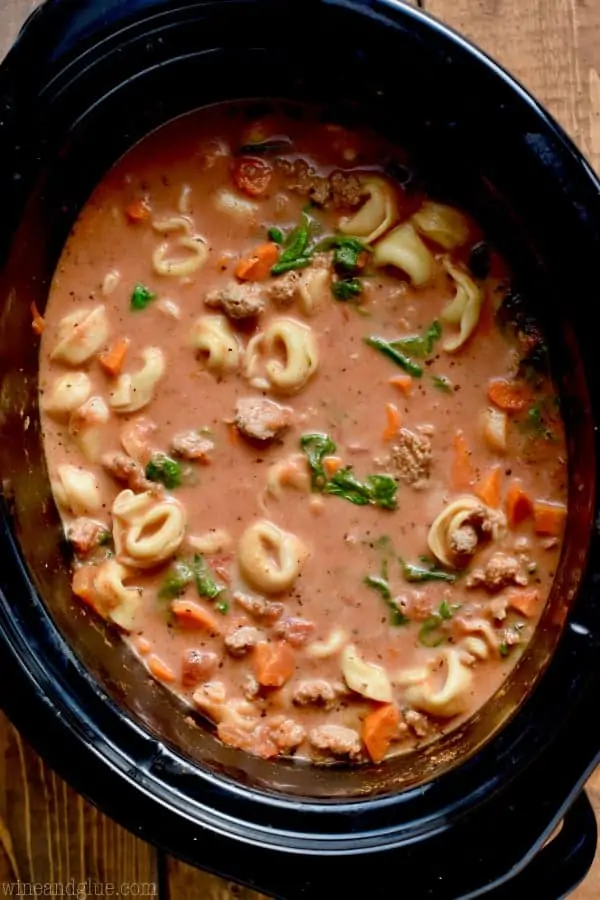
[485,790,597,900]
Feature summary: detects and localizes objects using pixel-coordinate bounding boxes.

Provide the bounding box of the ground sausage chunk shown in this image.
[273,617,316,648]
[181,650,219,688]
[263,716,305,753]
[466,552,528,592]
[275,159,365,210]
[309,724,362,759]
[101,451,159,494]
[391,428,432,487]
[234,397,294,443]
[267,270,302,307]
[449,524,479,558]
[328,169,365,209]
[224,625,264,657]
[205,281,264,319]
[233,591,284,623]
[404,709,434,739]
[292,679,338,709]
[170,430,214,462]
[67,518,106,555]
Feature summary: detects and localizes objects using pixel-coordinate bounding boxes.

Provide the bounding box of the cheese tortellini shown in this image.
[109,347,165,414]
[428,495,507,569]
[53,465,102,517]
[190,314,241,375]
[43,372,92,419]
[405,648,473,718]
[238,519,308,594]
[440,258,483,352]
[68,395,109,461]
[93,559,142,632]
[341,644,393,702]
[339,176,398,244]
[50,306,109,365]
[151,215,208,277]
[305,627,349,659]
[245,317,318,395]
[372,222,434,286]
[112,489,186,568]
[412,201,470,250]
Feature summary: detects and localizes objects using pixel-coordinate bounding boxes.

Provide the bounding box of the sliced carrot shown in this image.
[98,337,130,376]
[228,422,239,445]
[452,430,475,490]
[125,198,151,223]
[253,641,295,688]
[362,703,400,763]
[487,378,532,412]
[170,598,222,635]
[147,654,176,684]
[133,636,152,655]
[533,500,567,536]
[323,455,343,477]
[506,480,534,527]
[382,403,401,441]
[30,301,45,335]
[389,374,413,395]
[507,589,541,618]
[235,242,279,281]
[476,464,502,508]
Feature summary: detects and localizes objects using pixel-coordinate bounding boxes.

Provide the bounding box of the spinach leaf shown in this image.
[325,469,397,510]
[431,374,453,393]
[364,336,423,377]
[418,601,460,647]
[300,432,337,489]
[145,454,183,490]
[271,209,314,275]
[332,278,363,301]
[402,559,456,583]
[158,560,195,599]
[364,574,409,626]
[317,235,368,273]
[130,283,156,311]
[392,320,441,358]
[193,554,224,600]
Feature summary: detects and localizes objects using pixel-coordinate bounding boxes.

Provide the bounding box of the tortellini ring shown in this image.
[93,559,141,632]
[372,222,434,287]
[190,315,241,375]
[247,317,319,395]
[112,489,187,568]
[341,644,393,702]
[43,372,92,420]
[238,519,308,594]
[305,628,348,659]
[53,465,101,517]
[110,347,165,414]
[339,176,398,244]
[427,495,507,569]
[412,201,470,250]
[440,258,483,352]
[50,306,109,365]
[151,216,208,277]
[265,453,311,500]
[405,648,473,718]
[68,395,109,461]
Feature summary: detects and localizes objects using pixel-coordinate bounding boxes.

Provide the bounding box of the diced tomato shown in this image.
[232,156,272,197]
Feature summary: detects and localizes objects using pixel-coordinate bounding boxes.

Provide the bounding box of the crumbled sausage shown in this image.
[67,518,106,556]
[328,169,365,209]
[449,524,479,558]
[233,591,284,623]
[292,679,338,709]
[309,724,362,759]
[181,649,219,688]
[263,715,305,752]
[205,281,265,319]
[391,428,432,487]
[395,590,436,621]
[170,430,214,461]
[234,397,294,442]
[466,552,528,592]
[267,270,302,307]
[275,159,365,210]
[404,709,434,739]
[273,617,316,648]
[224,625,263,657]
[101,451,159,494]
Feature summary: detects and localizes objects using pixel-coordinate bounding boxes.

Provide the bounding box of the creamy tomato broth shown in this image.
[38,103,567,765]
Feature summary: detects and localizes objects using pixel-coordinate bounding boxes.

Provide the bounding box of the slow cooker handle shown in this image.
[486,790,597,899]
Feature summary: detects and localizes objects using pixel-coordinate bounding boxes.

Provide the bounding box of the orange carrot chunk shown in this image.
[382,403,401,442]
[476,464,502,508]
[235,242,279,281]
[507,589,540,618]
[323,455,343,477]
[147,654,176,683]
[170,599,222,635]
[125,198,151,223]
[362,703,400,763]
[506,481,534,527]
[389,374,413,395]
[452,430,475,490]
[533,500,567,536]
[98,337,130,376]
[487,378,532,412]
[30,301,45,335]
[254,641,295,688]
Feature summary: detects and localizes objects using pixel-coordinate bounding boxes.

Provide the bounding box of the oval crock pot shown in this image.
[1,0,600,897]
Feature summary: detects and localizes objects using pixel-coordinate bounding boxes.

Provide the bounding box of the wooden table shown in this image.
[1,0,600,896]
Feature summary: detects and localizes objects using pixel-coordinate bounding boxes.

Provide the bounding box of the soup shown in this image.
[38,103,567,764]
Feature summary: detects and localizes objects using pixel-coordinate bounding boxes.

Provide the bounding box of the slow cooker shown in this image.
[1,1,600,897]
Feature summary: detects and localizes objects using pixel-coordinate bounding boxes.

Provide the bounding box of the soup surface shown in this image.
[38,103,567,764]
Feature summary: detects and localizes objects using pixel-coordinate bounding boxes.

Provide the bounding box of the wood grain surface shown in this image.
[1,0,600,896]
